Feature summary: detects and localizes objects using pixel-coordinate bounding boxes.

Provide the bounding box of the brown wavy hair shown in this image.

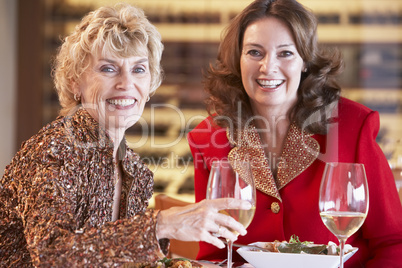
[204,0,343,134]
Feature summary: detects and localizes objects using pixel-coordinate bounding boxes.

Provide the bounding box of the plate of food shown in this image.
[237,235,358,268]
[132,257,221,268]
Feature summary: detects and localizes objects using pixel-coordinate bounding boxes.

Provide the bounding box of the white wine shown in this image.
[320,211,366,239]
[220,206,256,234]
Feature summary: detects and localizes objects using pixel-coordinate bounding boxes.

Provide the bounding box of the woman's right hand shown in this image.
[156,198,251,248]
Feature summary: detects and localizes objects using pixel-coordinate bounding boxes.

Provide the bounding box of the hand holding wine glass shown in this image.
[319,162,369,268]
[207,160,256,268]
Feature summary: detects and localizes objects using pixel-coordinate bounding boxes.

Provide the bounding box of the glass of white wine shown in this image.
[207,160,256,268]
[319,162,369,268]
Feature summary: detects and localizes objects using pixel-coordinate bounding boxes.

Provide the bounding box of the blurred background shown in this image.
[1,0,401,205]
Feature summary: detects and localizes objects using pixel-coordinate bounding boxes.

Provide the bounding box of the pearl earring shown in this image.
[74,94,81,102]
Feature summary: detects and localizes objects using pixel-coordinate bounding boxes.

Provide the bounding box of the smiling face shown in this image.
[240,17,305,116]
[76,48,151,132]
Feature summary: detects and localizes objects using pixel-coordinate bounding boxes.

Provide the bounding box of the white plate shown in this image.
[237,242,358,268]
[196,261,221,268]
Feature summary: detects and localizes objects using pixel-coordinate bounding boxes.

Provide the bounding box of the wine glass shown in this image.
[319,162,369,268]
[207,159,256,268]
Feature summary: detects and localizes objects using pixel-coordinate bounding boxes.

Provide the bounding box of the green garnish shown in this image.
[158,258,172,266]
[288,234,312,245]
[157,258,190,267]
[278,235,328,255]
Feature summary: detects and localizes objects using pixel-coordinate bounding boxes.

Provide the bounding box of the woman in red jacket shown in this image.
[188,0,402,267]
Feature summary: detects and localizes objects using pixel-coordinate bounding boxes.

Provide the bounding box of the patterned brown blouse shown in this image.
[0,108,168,267]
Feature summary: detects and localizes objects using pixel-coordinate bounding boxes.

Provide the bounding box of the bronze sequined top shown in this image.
[0,108,168,267]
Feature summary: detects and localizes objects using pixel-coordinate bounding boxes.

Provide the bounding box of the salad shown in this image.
[260,235,355,255]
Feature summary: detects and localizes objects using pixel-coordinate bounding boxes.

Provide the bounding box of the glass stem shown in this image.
[226,239,233,268]
[339,238,346,268]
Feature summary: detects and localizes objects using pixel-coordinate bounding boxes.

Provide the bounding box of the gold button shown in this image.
[271,202,280,214]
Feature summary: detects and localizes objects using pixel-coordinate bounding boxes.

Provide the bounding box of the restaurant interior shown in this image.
[1,0,401,207]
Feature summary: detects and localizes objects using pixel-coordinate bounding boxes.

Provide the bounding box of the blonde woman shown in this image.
[0,4,249,266]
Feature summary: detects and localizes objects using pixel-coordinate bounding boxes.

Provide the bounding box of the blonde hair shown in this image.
[53,3,164,116]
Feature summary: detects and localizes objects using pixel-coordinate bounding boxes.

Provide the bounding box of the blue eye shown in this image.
[101,66,115,73]
[134,67,145,73]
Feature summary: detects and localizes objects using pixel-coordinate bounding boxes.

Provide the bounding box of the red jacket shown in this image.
[188,97,402,267]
